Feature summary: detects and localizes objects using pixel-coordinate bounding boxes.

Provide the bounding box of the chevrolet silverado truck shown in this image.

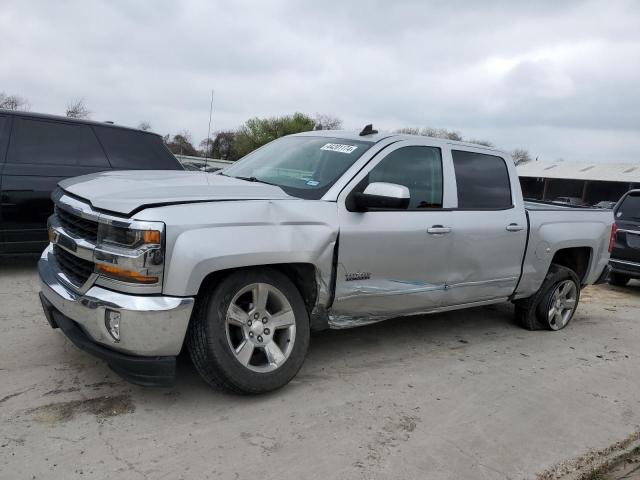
[38,128,614,394]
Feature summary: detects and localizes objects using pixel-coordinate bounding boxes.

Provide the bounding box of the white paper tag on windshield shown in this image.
[320,143,358,154]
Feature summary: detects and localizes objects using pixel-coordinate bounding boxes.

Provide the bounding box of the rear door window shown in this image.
[7,118,109,167]
[93,127,181,169]
[452,150,512,209]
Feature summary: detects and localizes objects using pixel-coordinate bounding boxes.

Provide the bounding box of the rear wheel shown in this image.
[609,272,630,287]
[514,264,580,331]
[187,268,310,394]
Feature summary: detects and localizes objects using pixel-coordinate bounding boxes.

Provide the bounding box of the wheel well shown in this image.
[196,263,319,314]
[551,247,591,283]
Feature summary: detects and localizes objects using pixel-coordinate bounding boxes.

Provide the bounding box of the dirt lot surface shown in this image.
[1,256,639,480]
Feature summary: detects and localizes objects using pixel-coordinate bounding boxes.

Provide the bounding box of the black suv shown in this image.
[0,110,183,254]
[609,189,640,286]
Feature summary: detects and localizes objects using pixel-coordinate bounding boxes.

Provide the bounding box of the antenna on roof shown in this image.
[205,89,214,170]
[359,124,378,136]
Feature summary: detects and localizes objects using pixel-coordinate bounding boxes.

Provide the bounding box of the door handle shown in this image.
[506,223,525,232]
[427,225,452,235]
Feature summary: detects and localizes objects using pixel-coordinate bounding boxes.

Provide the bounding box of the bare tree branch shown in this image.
[65,98,91,119]
[0,92,30,111]
[511,148,532,166]
[468,139,494,147]
[314,114,343,130]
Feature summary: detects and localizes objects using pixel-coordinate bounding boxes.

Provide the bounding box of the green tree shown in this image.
[200,131,239,160]
[166,130,199,156]
[234,112,316,157]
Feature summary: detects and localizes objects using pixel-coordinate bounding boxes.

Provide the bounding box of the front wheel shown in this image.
[514,264,580,331]
[187,268,310,394]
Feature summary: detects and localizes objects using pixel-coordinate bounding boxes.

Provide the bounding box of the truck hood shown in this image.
[59,170,293,216]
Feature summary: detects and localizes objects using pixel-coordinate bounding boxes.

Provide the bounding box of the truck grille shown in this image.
[53,245,94,286]
[55,206,99,243]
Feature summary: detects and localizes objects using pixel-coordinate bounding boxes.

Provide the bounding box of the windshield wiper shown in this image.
[233,175,276,186]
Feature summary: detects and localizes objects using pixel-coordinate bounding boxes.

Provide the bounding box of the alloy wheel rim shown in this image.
[225,283,296,373]
[547,279,577,330]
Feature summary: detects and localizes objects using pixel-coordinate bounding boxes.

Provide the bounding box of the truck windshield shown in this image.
[222,136,373,199]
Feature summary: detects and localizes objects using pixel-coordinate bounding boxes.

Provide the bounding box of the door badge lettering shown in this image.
[345,272,371,281]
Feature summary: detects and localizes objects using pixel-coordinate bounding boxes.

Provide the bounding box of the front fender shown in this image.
[150,200,339,300]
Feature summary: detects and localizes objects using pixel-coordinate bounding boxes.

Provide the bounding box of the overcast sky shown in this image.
[2,0,640,162]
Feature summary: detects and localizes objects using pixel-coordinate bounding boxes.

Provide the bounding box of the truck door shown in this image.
[332,140,457,320]
[443,147,527,305]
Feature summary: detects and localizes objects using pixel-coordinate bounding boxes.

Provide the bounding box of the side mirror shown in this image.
[353,182,410,211]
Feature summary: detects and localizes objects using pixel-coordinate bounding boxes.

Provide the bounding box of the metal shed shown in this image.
[517,161,640,206]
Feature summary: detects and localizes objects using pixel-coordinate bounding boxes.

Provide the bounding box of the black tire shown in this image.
[609,272,630,287]
[514,264,581,331]
[187,268,310,394]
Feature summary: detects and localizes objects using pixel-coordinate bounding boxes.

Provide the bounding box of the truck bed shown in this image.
[524,200,605,212]
[514,201,614,299]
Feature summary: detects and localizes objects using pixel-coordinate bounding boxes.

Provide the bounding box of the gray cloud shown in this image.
[1,0,639,162]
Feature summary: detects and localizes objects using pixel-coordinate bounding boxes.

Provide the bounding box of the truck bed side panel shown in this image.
[514,206,613,299]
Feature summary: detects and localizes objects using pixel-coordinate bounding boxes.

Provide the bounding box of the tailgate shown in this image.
[613,221,640,262]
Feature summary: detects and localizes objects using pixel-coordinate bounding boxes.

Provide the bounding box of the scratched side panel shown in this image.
[330,207,453,323]
[329,277,448,328]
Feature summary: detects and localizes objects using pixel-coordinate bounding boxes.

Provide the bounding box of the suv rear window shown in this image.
[616,193,640,221]
[452,150,512,209]
[8,118,109,167]
[94,127,181,169]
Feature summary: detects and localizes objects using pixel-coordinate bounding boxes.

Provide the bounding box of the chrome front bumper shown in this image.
[39,245,195,357]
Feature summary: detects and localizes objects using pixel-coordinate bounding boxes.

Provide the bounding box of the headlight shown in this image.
[98,224,162,249]
[95,222,165,285]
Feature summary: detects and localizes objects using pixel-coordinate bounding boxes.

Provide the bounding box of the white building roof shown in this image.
[517,161,640,183]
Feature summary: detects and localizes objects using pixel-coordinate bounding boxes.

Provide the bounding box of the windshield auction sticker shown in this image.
[320,143,358,154]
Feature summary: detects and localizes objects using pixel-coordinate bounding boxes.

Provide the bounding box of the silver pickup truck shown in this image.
[38,129,614,393]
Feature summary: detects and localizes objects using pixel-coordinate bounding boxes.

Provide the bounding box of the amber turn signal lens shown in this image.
[143,230,162,244]
[96,264,158,284]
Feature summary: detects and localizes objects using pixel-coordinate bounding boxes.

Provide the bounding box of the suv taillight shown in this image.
[609,223,618,253]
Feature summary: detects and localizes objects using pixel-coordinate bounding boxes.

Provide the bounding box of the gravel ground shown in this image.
[1,256,639,480]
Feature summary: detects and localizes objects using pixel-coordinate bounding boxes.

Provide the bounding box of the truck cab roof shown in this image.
[292,129,508,157]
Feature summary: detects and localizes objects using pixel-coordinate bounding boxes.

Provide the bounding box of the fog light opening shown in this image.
[105,309,121,342]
